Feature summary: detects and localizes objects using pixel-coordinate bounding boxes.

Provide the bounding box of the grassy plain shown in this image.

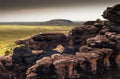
[0,25,73,56]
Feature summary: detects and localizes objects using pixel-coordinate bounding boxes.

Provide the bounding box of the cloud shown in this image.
[0,0,119,10]
[0,0,119,22]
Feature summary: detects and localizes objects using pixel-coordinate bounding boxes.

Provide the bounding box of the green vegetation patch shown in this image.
[0,25,73,56]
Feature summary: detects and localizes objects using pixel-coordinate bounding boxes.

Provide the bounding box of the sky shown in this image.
[0,0,120,22]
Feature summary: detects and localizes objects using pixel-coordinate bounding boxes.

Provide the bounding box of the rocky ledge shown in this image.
[0,4,120,79]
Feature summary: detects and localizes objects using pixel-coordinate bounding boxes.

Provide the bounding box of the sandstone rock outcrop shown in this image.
[16,33,68,50]
[103,4,120,33]
[68,25,99,49]
[103,4,120,23]
[86,35,116,48]
[0,4,120,79]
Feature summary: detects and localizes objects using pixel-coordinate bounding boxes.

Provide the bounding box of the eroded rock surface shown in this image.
[68,25,99,49]
[103,4,120,23]
[16,33,68,50]
[0,4,120,79]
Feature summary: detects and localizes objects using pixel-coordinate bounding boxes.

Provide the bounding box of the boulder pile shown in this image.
[0,4,120,79]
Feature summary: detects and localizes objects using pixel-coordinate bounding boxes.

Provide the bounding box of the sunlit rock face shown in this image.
[86,35,116,48]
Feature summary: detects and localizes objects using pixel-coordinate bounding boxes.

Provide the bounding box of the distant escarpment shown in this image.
[0,19,83,26]
[40,19,74,26]
[0,4,120,79]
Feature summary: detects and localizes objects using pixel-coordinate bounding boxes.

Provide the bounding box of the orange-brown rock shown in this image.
[86,35,116,48]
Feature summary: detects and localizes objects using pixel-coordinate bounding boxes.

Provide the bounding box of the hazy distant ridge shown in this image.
[0,19,84,26]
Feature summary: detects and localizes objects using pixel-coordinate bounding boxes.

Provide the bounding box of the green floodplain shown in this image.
[0,25,73,56]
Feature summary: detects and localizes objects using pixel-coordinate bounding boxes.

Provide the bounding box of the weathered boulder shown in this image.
[105,32,120,42]
[105,32,120,51]
[16,33,68,50]
[26,57,57,79]
[32,33,67,42]
[0,55,27,79]
[102,4,120,33]
[12,46,35,64]
[103,4,120,23]
[84,21,96,25]
[76,52,99,73]
[53,55,79,79]
[13,46,32,57]
[68,25,99,48]
[103,22,120,33]
[15,37,33,45]
[86,35,116,48]
[76,48,113,73]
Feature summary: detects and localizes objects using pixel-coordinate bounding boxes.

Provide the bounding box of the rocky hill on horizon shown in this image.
[0,19,84,26]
